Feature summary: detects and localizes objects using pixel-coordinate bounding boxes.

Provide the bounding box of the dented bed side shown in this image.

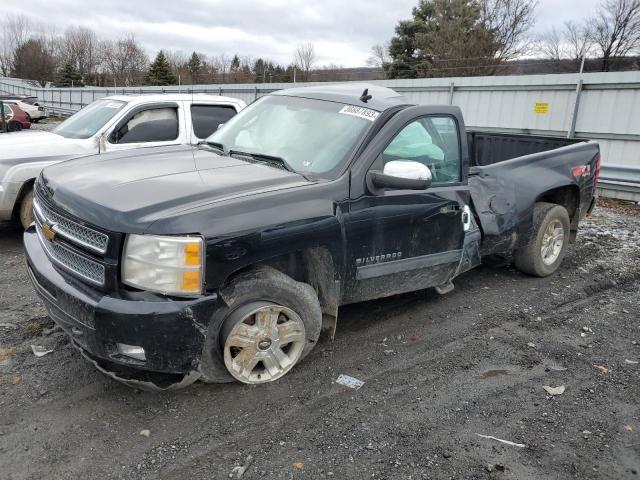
[469,141,600,256]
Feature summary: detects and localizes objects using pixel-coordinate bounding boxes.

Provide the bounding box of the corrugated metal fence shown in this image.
[1,72,639,200]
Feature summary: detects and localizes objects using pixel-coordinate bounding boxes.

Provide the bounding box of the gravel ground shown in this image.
[0,202,639,480]
[30,120,61,132]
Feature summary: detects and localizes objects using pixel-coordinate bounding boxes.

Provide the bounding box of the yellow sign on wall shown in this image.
[534,102,549,114]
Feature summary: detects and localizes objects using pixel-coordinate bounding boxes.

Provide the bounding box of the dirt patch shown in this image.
[0,204,639,479]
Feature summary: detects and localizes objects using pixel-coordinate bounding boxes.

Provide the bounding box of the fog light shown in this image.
[116,343,146,361]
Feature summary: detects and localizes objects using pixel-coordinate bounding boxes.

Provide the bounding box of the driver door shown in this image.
[342,106,470,304]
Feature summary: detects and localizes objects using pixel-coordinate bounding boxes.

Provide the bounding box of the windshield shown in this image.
[207,95,376,179]
[53,99,126,139]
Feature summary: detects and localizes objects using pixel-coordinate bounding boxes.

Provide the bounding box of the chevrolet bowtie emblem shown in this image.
[41,223,56,242]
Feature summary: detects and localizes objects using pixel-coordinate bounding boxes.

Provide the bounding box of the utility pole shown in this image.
[293,66,296,83]
[579,54,586,74]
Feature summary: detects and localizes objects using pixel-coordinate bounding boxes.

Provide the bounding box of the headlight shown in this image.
[122,234,204,296]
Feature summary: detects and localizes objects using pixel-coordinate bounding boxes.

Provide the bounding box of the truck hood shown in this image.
[0,131,96,162]
[40,145,312,233]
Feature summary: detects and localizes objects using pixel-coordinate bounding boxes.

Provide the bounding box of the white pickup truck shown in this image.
[0,93,246,228]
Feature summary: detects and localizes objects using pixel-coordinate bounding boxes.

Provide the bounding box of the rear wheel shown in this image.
[199,266,322,384]
[18,187,34,230]
[8,121,22,132]
[514,202,570,277]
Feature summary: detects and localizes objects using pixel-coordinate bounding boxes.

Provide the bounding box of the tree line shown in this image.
[0,15,322,87]
[370,0,640,78]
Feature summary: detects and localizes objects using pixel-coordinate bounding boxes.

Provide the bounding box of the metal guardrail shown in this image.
[599,165,640,199]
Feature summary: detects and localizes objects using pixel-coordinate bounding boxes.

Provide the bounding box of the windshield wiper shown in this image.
[198,140,225,154]
[229,149,297,174]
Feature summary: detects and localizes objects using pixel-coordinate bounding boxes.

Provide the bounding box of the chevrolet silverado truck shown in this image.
[24,84,599,389]
[1,93,245,229]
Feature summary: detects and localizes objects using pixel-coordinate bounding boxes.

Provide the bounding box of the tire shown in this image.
[18,187,34,230]
[514,202,570,277]
[8,121,22,132]
[199,266,322,384]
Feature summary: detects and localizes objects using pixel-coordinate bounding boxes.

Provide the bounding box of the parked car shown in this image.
[24,84,599,389]
[2,98,46,122]
[0,93,246,229]
[0,95,41,106]
[0,103,31,132]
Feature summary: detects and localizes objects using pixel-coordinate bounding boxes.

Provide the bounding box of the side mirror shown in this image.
[368,160,433,191]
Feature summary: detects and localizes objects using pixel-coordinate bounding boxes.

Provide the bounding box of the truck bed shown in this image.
[467,131,584,167]
[467,132,599,257]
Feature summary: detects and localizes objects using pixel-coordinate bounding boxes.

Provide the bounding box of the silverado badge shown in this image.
[42,223,56,242]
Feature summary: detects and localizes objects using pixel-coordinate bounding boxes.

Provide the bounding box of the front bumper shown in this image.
[24,228,218,375]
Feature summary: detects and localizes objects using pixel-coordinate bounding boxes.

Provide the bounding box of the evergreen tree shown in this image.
[145,51,177,86]
[187,52,202,84]
[385,0,532,79]
[56,61,83,87]
[230,54,240,72]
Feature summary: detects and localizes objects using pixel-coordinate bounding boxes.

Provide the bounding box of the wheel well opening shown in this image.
[11,178,35,219]
[222,248,339,320]
[536,185,579,222]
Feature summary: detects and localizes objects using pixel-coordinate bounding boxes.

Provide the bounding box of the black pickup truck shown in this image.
[24,84,600,389]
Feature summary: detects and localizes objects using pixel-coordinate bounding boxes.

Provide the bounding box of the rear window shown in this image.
[191,104,237,139]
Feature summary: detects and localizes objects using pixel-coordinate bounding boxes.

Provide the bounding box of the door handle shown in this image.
[440,205,462,214]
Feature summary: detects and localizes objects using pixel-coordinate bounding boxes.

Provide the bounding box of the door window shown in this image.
[381,116,461,184]
[110,107,179,144]
[191,104,237,139]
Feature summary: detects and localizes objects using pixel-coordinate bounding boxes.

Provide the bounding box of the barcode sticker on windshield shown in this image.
[339,105,379,122]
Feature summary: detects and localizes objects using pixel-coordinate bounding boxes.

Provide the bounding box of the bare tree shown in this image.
[479,0,538,61]
[58,27,100,84]
[293,42,316,81]
[590,0,640,71]
[538,27,563,61]
[212,53,232,82]
[0,14,32,76]
[365,43,391,69]
[164,50,189,84]
[101,34,148,86]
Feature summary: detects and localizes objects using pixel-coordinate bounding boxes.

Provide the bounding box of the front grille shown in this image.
[33,194,109,254]
[35,220,106,286]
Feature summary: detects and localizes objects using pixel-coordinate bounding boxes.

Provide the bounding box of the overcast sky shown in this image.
[3,0,602,66]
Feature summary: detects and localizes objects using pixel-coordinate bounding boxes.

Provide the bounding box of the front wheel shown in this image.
[199,266,322,384]
[222,302,308,383]
[514,202,570,277]
[18,187,34,230]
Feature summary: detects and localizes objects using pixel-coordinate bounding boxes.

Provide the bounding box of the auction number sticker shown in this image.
[339,105,380,121]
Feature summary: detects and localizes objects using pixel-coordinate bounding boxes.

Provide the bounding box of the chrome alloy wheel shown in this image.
[223,304,306,384]
[541,219,565,266]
